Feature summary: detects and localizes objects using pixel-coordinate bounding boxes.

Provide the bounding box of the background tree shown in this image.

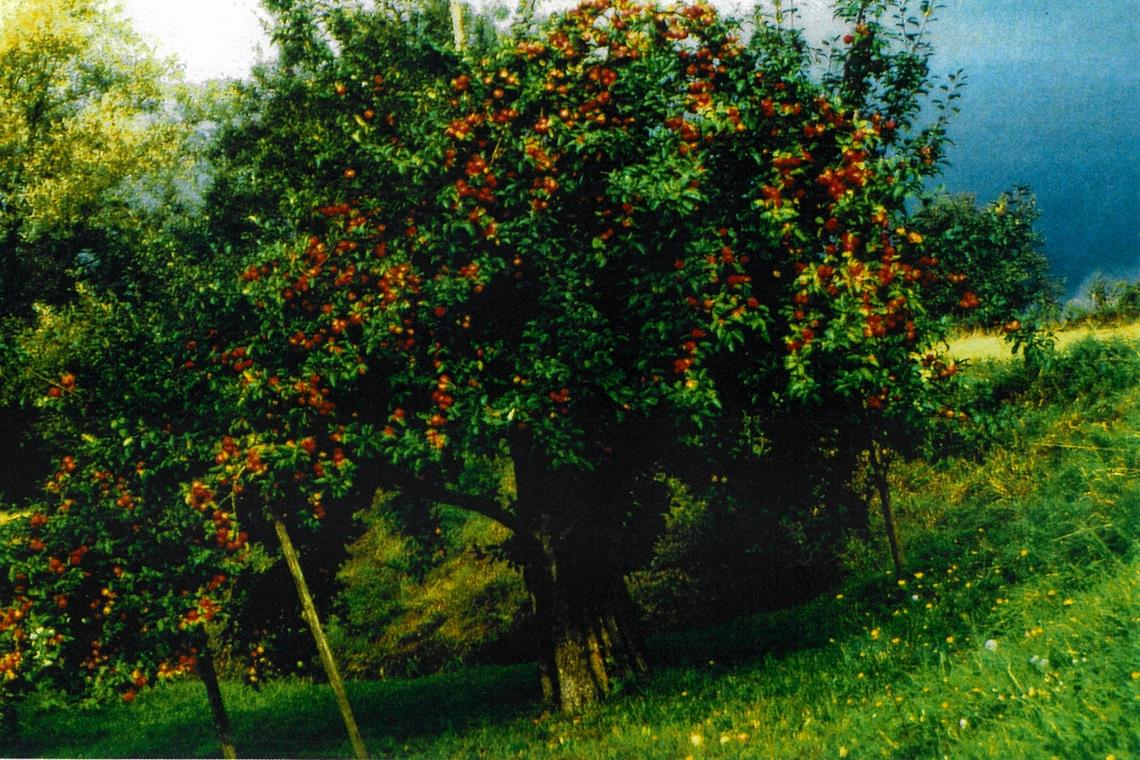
[331,498,529,678]
[0,0,188,317]
[912,187,1058,328]
[0,0,196,504]
[1066,274,1140,324]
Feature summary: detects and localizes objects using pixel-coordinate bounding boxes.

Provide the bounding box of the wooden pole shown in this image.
[197,647,238,760]
[449,0,466,51]
[272,514,369,760]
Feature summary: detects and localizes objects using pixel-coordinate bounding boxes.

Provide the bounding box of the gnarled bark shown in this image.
[526,550,647,711]
[510,431,648,712]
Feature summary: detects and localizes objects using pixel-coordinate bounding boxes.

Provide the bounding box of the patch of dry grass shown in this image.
[950,321,1140,363]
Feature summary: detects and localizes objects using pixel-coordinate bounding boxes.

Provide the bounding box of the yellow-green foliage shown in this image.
[332,504,528,678]
[1,0,183,238]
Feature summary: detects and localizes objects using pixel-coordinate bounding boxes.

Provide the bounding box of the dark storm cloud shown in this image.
[930,0,1140,295]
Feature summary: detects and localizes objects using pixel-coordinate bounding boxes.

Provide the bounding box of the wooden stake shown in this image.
[273,514,369,760]
[197,646,238,760]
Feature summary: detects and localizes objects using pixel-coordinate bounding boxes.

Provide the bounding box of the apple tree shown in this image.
[912,187,1057,328]
[0,279,261,755]
[179,0,965,711]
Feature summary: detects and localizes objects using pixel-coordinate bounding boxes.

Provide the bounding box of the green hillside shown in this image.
[11,335,1138,759]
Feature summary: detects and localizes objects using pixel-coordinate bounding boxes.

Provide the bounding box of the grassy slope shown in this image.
[10,337,1140,759]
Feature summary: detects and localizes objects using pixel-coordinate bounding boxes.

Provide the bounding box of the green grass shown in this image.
[9,334,1140,759]
[7,665,542,758]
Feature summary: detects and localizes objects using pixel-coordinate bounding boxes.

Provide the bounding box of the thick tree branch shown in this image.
[383,469,527,537]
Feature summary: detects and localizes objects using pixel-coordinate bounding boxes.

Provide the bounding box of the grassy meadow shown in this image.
[7,330,1139,759]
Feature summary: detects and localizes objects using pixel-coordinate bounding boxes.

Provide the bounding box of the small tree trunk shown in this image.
[196,647,238,760]
[869,442,905,580]
[272,514,369,760]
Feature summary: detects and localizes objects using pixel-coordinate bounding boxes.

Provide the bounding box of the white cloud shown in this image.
[118,0,270,82]
[116,0,849,83]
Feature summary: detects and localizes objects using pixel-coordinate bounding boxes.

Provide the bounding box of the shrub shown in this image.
[331,502,528,678]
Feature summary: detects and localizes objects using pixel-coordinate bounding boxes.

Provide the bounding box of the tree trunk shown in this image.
[509,431,647,712]
[524,545,648,712]
[196,647,238,760]
[272,513,369,760]
[869,442,905,580]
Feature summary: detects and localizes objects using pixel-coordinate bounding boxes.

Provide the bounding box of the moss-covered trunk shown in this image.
[510,432,647,712]
[526,547,647,711]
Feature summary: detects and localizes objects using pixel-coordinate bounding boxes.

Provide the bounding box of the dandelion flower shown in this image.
[959,718,969,729]
[690,733,703,747]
